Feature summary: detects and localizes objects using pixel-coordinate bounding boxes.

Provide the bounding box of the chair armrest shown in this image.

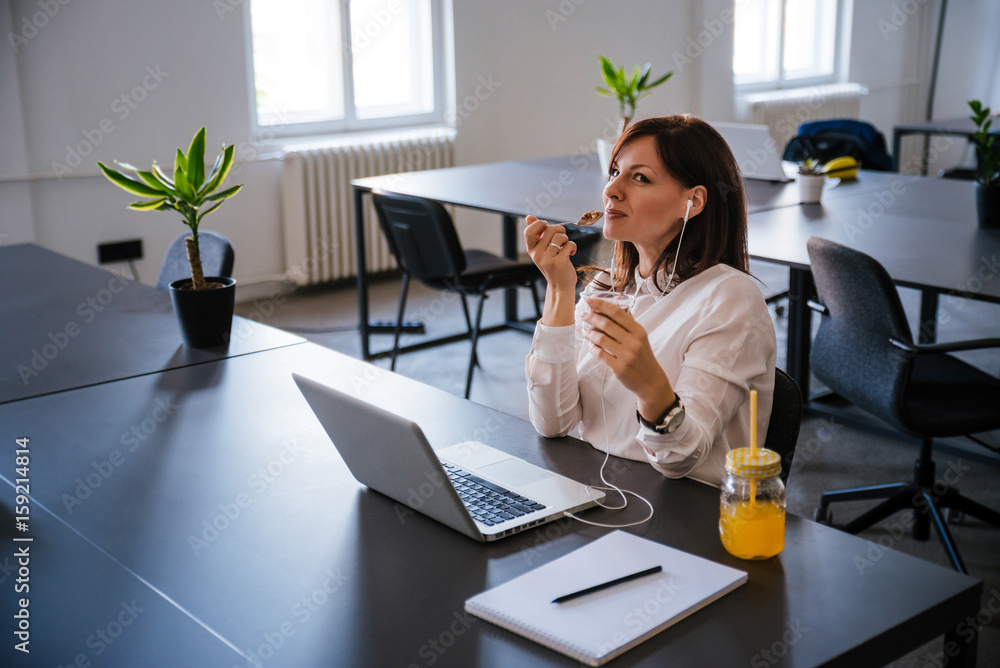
[807,300,828,314]
[889,337,1000,355]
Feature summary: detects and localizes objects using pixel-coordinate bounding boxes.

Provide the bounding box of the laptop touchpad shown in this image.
[478,459,552,487]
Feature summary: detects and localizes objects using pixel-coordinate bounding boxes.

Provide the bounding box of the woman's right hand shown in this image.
[524,215,578,290]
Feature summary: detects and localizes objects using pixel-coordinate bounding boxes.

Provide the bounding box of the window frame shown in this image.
[243,0,448,139]
[734,0,849,93]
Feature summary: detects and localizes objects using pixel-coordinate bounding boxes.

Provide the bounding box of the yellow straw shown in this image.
[749,389,758,507]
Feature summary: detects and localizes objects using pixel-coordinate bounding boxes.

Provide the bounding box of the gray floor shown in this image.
[236,259,1000,667]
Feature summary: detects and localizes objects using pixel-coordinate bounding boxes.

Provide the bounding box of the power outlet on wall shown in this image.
[98,239,143,264]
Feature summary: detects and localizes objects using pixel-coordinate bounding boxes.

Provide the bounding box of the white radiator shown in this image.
[282,133,455,285]
[739,83,868,157]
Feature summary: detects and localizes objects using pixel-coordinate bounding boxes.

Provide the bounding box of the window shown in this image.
[247,0,447,136]
[734,0,844,89]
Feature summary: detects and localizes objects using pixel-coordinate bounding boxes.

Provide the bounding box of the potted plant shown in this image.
[594,56,673,168]
[797,158,825,204]
[968,100,1000,228]
[98,127,243,347]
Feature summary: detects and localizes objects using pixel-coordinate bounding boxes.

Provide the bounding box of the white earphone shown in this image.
[667,199,695,291]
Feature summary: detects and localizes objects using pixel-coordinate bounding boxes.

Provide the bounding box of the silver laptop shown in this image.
[293,374,604,542]
[710,121,795,182]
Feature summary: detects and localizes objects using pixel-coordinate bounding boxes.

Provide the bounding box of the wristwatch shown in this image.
[636,394,685,434]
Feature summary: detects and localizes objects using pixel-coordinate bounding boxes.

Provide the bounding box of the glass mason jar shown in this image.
[719,447,786,560]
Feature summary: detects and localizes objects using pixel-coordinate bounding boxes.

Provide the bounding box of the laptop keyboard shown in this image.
[440,462,547,527]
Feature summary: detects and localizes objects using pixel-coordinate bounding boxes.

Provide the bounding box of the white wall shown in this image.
[1,0,996,284]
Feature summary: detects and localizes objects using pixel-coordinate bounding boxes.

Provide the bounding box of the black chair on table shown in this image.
[764,367,803,485]
[156,230,235,290]
[806,236,1000,573]
[372,190,542,399]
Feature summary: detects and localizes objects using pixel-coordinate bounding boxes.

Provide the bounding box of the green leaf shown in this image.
[595,87,613,97]
[637,63,652,90]
[600,56,617,87]
[187,127,206,191]
[200,144,235,197]
[174,164,196,202]
[645,72,674,90]
[204,183,243,202]
[151,162,175,188]
[174,149,188,179]
[97,162,165,198]
[134,170,173,194]
[128,198,168,211]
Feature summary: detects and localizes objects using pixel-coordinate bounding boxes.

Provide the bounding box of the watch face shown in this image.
[665,408,685,433]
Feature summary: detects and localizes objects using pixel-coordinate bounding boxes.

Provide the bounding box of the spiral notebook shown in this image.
[465,531,747,666]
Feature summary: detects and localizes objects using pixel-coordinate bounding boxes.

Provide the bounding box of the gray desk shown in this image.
[0,243,305,404]
[0,496,245,666]
[1,342,981,666]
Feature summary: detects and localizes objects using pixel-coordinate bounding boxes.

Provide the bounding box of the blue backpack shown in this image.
[782,119,894,172]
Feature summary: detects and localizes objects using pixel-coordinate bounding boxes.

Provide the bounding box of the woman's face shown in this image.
[602,135,692,266]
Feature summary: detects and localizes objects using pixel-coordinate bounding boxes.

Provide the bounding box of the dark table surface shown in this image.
[0,243,305,405]
[747,176,1000,302]
[1,342,981,667]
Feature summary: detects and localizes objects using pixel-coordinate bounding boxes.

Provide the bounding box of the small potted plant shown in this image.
[98,127,243,347]
[797,158,826,204]
[968,100,1000,228]
[594,56,673,168]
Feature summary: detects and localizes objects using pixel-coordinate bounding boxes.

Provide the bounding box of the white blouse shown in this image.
[526,263,777,487]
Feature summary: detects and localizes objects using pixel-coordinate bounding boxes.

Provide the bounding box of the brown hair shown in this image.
[591,115,749,293]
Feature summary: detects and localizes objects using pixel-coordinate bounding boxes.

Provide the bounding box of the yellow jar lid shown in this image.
[726,447,782,478]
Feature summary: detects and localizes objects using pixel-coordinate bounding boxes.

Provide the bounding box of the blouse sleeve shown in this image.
[525,321,584,438]
[639,279,776,478]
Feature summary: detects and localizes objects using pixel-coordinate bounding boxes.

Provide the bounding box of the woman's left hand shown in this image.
[581,297,673,415]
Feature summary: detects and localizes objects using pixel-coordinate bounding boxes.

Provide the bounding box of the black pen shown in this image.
[551,565,663,604]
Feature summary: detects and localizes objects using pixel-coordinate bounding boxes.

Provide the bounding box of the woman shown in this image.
[524,115,776,487]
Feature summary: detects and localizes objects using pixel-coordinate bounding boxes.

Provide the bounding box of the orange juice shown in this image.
[719,500,785,559]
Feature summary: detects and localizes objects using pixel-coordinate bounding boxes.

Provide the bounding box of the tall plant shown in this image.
[596,56,673,134]
[98,127,243,290]
[968,100,1000,187]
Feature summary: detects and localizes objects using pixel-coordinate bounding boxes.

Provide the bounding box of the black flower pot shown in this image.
[168,277,236,348]
[975,183,1000,229]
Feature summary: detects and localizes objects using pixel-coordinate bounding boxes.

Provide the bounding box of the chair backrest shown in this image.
[806,237,914,432]
[763,367,803,485]
[783,119,894,172]
[371,191,467,283]
[156,230,235,290]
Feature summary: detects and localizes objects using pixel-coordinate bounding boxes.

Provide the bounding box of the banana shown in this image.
[822,156,859,180]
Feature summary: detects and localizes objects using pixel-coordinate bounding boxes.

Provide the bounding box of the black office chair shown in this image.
[372,191,542,399]
[763,367,803,485]
[806,237,1000,573]
[156,230,235,290]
